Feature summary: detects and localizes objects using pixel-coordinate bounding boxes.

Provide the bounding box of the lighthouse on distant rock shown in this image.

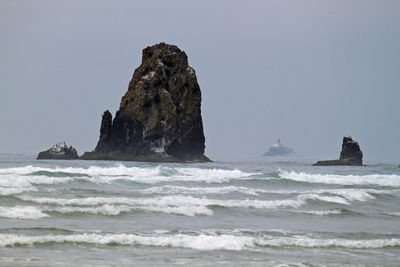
[263,139,296,157]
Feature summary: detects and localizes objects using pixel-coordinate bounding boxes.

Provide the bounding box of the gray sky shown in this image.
[1,0,399,161]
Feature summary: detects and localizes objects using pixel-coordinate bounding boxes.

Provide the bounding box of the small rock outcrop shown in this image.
[313,136,363,166]
[37,142,79,160]
[81,43,209,162]
[263,139,295,157]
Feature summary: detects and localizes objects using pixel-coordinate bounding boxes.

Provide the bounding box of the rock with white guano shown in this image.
[37,142,79,160]
[81,43,209,162]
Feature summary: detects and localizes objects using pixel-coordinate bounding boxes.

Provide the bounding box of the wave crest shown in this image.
[279,170,400,187]
[0,206,49,220]
[1,232,398,250]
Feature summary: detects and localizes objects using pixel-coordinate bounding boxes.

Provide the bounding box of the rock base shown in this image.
[80,151,210,163]
[312,159,362,166]
[313,136,363,166]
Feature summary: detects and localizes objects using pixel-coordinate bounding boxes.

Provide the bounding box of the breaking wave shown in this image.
[141,185,261,196]
[14,192,360,218]
[294,208,344,216]
[0,187,37,196]
[0,206,49,220]
[279,170,400,187]
[257,237,400,249]
[139,186,396,203]
[1,232,399,250]
[0,165,256,185]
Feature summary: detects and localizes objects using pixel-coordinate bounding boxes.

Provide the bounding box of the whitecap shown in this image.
[18,195,306,216]
[244,188,397,201]
[256,237,400,249]
[297,194,350,205]
[1,232,399,250]
[19,195,305,209]
[0,174,32,188]
[0,173,73,188]
[43,204,212,217]
[0,233,254,250]
[295,209,343,216]
[0,187,37,196]
[279,170,400,187]
[315,189,375,202]
[0,164,257,185]
[42,205,133,216]
[142,185,260,196]
[0,206,49,220]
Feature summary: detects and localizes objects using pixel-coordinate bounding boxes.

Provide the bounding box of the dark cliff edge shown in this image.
[81,43,210,162]
[313,136,363,166]
[37,142,79,160]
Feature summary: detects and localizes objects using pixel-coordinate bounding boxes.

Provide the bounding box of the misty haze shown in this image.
[0,1,399,266]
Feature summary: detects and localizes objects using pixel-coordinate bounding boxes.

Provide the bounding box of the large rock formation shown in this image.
[81,43,209,162]
[37,142,79,160]
[313,136,363,166]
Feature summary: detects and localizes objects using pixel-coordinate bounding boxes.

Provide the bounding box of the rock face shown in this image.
[263,139,295,157]
[37,142,79,160]
[81,43,209,162]
[313,136,363,166]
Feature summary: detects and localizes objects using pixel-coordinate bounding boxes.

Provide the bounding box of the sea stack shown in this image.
[81,43,209,162]
[313,136,363,166]
[37,142,79,160]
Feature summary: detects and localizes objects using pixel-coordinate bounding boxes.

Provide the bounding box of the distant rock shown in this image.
[263,139,295,157]
[313,136,363,166]
[37,142,79,160]
[81,43,209,162]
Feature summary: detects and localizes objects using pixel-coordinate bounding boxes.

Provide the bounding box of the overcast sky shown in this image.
[1,0,399,161]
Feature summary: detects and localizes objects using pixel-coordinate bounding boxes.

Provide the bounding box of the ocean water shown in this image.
[0,154,399,266]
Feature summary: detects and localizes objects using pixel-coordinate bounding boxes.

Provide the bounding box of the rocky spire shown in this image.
[313,136,363,166]
[82,43,209,162]
[339,136,363,164]
[94,110,113,152]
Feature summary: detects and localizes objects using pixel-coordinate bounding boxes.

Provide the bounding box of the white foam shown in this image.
[0,206,49,220]
[270,188,376,202]
[246,188,398,200]
[0,173,72,189]
[257,237,400,248]
[141,205,213,216]
[43,205,133,216]
[142,185,260,196]
[0,233,254,250]
[43,204,212,217]
[25,176,73,185]
[316,189,375,202]
[0,187,37,196]
[18,195,306,216]
[297,194,350,205]
[20,195,305,209]
[172,167,255,183]
[0,174,32,188]
[296,209,343,216]
[18,196,139,206]
[280,170,400,187]
[0,232,398,250]
[0,165,256,185]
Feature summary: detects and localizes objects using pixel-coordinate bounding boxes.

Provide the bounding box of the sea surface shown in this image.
[0,154,399,266]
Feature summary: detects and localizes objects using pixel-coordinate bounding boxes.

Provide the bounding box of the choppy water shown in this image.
[0,154,399,266]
